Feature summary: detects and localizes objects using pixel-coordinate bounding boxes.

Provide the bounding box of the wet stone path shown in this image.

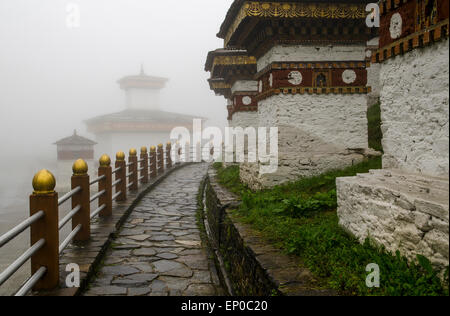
[84,163,223,296]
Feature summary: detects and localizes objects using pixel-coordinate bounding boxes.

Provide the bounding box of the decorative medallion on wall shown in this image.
[287,71,303,85]
[389,13,403,39]
[314,71,330,88]
[242,96,252,105]
[342,70,357,84]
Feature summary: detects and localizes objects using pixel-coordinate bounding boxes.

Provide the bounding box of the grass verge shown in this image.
[213,159,449,296]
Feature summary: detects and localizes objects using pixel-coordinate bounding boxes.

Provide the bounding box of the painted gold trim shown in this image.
[256,86,371,101]
[212,55,257,67]
[224,2,367,45]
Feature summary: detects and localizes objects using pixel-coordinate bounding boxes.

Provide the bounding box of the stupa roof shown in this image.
[54,130,97,146]
[118,66,168,90]
[218,0,374,48]
[85,109,203,133]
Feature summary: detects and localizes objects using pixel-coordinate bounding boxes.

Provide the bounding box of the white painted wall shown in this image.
[229,111,258,128]
[380,39,449,177]
[241,93,369,189]
[257,45,367,71]
[231,80,258,94]
[259,93,369,149]
[125,88,161,110]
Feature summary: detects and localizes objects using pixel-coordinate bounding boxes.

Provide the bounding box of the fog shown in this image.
[0,0,232,293]
[0,0,232,203]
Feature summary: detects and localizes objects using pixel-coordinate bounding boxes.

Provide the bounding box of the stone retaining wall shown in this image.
[203,168,335,296]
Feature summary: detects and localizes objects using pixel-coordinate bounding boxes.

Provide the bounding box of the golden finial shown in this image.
[32,169,56,195]
[116,151,125,161]
[158,143,163,148]
[73,159,88,176]
[150,146,156,152]
[141,146,148,154]
[129,148,137,156]
[167,141,172,146]
[99,154,111,167]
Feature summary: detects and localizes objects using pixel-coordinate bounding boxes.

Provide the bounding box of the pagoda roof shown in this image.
[204,48,249,72]
[86,109,202,125]
[208,78,232,98]
[85,109,204,133]
[118,67,169,90]
[54,130,97,146]
[218,0,374,47]
[205,49,257,86]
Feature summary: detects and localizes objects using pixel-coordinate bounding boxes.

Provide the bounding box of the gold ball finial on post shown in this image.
[99,154,111,167]
[72,159,88,176]
[116,151,125,161]
[141,146,148,154]
[150,146,156,152]
[129,148,137,156]
[32,169,56,195]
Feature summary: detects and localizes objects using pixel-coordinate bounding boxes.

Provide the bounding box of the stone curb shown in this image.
[203,167,337,296]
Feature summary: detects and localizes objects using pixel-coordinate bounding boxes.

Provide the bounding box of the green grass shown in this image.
[213,159,449,296]
[368,101,383,152]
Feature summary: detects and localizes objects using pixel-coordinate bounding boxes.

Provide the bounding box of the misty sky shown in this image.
[0,0,233,161]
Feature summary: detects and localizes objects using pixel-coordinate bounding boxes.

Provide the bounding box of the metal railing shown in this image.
[0,141,187,296]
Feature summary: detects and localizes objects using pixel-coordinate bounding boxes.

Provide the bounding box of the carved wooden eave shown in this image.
[208,78,232,98]
[205,49,257,86]
[217,1,376,57]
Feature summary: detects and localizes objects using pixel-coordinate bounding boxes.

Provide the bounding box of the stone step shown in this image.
[341,172,449,221]
[369,169,449,191]
[354,170,449,201]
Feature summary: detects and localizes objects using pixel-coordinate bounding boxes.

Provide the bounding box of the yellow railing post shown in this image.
[98,155,112,217]
[129,148,138,191]
[29,170,59,291]
[150,146,157,179]
[71,159,91,242]
[140,147,149,184]
[115,151,127,201]
[166,142,172,169]
[157,144,164,175]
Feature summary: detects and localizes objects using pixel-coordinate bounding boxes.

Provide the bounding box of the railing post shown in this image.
[150,146,157,179]
[166,142,172,169]
[129,148,138,191]
[98,154,112,217]
[71,159,90,242]
[29,169,59,291]
[140,147,149,184]
[157,144,164,175]
[115,151,127,201]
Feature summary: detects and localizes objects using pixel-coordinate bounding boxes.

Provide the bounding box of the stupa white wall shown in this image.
[126,88,161,110]
[241,44,371,189]
[337,39,450,271]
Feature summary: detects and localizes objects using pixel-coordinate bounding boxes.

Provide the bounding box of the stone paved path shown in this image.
[84,163,223,296]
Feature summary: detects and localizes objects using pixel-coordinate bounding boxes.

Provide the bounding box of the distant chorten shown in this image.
[54,130,97,192]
